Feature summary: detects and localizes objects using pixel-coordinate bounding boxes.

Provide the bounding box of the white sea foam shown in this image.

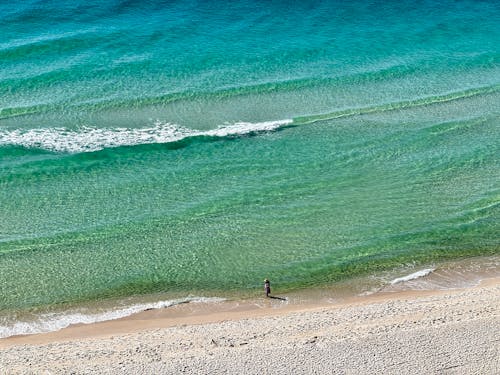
[390,268,435,285]
[0,296,225,339]
[0,119,293,153]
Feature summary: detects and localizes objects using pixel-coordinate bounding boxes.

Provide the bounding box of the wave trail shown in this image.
[0,296,225,339]
[1,84,497,154]
[0,119,293,154]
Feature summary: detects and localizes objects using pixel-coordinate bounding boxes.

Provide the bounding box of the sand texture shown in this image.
[1,280,499,374]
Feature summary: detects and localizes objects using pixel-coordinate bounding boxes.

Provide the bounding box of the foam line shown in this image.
[0,119,293,154]
[0,296,225,338]
[390,268,435,285]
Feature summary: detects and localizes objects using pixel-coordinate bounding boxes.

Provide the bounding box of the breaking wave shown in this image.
[0,119,293,154]
[390,268,435,285]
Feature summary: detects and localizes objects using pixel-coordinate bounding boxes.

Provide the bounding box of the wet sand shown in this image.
[1,277,498,374]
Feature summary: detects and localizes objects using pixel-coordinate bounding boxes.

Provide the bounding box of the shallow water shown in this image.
[0,0,499,336]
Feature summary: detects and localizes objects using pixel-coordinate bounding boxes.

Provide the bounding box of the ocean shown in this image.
[0,0,499,337]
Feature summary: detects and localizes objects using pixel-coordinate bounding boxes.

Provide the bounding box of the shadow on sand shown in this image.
[268,295,287,301]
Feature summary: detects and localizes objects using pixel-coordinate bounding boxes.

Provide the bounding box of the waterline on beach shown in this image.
[0,296,225,339]
[1,256,497,339]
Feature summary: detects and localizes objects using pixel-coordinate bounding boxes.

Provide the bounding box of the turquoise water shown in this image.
[0,1,499,336]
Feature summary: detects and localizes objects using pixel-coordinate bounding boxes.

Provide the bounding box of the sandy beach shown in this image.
[2,1,499,374]
[1,277,498,374]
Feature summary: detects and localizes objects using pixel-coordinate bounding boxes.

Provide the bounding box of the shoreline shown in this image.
[1,277,498,373]
[1,274,498,348]
[1,255,498,347]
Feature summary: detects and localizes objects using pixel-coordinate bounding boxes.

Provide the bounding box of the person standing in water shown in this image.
[264,279,271,297]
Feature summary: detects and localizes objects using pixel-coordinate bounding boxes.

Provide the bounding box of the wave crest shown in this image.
[0,119,293,153]
[390,268,435,285]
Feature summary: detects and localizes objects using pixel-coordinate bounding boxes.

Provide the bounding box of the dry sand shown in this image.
[1,278,499,374]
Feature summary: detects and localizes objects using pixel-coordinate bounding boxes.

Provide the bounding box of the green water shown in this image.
[1,90,498,311]
[0,0,499,336]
